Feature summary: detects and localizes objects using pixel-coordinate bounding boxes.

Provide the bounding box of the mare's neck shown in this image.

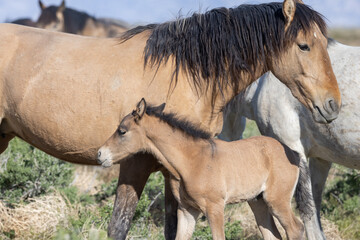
[142,116,212,180]
[215,65,268,108]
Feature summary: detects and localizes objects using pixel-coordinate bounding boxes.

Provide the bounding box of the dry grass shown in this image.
[72,165,119,194]
[329,28,360,46]
[225,202,343,240]
[0,193,69,239]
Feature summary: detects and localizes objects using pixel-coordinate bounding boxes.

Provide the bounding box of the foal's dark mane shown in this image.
[145,106,212,141]
[121,2,326,106]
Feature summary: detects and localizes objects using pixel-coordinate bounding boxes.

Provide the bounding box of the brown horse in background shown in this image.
[0,1,340,239]
[36,0,127,37]
[98,98,310,240]
[9,18,36,27]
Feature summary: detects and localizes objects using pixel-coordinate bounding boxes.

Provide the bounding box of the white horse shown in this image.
[219,39,360,240]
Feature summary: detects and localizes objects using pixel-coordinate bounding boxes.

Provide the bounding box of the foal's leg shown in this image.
[248,198,282,240]
[266,198,304,240]
[206,203,226,240]
[309,157,332,224]
[108,153,161,240]
[175,206,200,240]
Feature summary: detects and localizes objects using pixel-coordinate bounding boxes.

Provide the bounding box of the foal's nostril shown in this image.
[98,151,101,158]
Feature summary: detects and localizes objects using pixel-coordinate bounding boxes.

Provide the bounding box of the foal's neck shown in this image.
[143,116,212,179]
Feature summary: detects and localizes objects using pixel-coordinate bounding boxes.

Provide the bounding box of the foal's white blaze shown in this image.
[98,146,113,168]
[314,32,317,38]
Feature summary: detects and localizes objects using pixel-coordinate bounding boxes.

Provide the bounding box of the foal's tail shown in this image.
[294,153,315,221]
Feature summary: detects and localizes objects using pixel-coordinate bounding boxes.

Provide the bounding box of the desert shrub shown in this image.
[95,179,118,202]
[0,193,69,240]
[322,168,360,239]
[0,138,74,205]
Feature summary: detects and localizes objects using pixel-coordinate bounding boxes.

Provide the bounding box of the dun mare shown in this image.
[98,98,310,240]
[37,0,127,37]
[220,40,360,239]
[0,1,340,239]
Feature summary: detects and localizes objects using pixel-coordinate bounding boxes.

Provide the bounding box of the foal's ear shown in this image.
[282,0,296,31]
[151,103,166,115]
[134,98,147,121]
[58,0,66,13]
[39,0,46,10]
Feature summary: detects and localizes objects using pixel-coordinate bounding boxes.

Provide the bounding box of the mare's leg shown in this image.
[0,134,14,154]
[297,156,326,240]
[175,206,200,240]
[162,169,179,240]
[206,203,226,240]
[218,113,246,141]
[108,153,161,240]
[248,198,282,240]
[309,157,332,224]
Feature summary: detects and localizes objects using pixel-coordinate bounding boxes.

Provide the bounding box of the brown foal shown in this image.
[98,99,311,240]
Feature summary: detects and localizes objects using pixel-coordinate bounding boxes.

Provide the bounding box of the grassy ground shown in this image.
[329,28,360,46]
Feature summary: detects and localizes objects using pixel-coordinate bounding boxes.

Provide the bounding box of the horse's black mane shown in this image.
[121,2,326,107]
[145,106,212,141]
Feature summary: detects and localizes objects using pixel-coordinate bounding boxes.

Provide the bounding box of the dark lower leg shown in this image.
[162,170,178,240]
[108,153,160,240]
[0,134,14,154]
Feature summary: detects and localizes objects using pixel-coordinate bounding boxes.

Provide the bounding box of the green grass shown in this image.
[322,166,360,239]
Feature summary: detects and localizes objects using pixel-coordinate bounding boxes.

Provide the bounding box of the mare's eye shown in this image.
[118,129,126,135]
[298,44,310,52]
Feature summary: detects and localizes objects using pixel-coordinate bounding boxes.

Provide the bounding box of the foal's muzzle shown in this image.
[97,147,113,168]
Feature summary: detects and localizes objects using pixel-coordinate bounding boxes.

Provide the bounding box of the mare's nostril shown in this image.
[325,97,339,114]
[98,151,101,158]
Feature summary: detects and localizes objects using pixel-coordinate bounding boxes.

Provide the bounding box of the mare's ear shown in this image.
[151,103,166,115]
[57,0,66,13]
[283,0,296,31]
[133,98,147,121]
[39,0,46,10]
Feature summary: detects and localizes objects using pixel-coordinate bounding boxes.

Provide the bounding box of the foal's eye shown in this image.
[298,44,310,52]
[117,129,126,135]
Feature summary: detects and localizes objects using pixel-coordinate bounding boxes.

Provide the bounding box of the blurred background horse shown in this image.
[36,0,128,37]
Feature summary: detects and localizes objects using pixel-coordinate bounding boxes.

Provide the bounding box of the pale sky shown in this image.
[1,0,359,28]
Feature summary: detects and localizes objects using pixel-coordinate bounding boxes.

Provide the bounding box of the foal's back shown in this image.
[212,136,299,203]
[205,136,299,203]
